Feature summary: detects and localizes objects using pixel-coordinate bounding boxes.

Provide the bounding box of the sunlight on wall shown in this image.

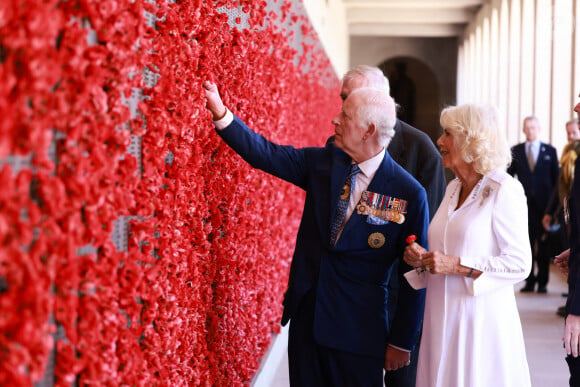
[458,0,579,156]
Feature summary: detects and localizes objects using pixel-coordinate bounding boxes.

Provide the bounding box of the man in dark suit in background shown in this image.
[340,65,446,221]
[508,116,559,293]
[203,81,429,386]
[558,100,580,385]
[339,65,446,387]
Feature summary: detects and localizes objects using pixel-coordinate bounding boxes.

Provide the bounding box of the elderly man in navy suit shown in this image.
[203,81,428,386]
[508,116,559,293]
[338,65,446,387]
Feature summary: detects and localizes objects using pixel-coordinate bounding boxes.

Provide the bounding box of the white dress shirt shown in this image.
[336,148,386,241]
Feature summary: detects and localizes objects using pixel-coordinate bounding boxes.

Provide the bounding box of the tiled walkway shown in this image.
[263,264,571,386]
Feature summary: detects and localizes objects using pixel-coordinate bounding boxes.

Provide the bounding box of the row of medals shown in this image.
[358,203,405,224]
[340,183,405,249]
[341,183,406,224]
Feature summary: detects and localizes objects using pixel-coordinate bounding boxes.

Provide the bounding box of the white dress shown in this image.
[410,168,532,387]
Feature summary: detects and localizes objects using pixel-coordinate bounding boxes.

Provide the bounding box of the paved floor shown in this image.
[268,264,571,386]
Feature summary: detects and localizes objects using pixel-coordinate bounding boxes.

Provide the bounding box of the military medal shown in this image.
[340,184,350,200]
[357,191,408,224]
[391,212,400,223]
[368,232,386,248]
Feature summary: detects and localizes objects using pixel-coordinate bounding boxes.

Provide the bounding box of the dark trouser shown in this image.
[288,290,384,387]
[525,215,545,288]
[566,354,580,386]
[384,259,419,387]
[536,246,551,288]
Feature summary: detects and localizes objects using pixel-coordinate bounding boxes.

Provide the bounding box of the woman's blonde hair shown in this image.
[440,104,511,174]
[558,140,580,201]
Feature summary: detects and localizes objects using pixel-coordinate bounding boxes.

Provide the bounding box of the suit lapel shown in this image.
[516,143,532,174]
[537,143,547,168]
[329,149,352,243]
[529,142,547,174]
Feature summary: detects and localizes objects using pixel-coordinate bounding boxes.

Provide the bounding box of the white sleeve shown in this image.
[461,178,532,296]
[404,269,427,289]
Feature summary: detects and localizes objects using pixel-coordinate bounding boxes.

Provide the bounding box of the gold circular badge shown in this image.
[358,204,367,214]
[368,232,386,249]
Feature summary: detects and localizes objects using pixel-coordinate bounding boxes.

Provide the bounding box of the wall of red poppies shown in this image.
[0,0,340,385]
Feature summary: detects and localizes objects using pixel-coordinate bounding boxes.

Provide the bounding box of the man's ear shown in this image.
[364,123,376,141]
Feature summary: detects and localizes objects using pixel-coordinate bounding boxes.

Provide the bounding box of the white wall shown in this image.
[303,0,349,76]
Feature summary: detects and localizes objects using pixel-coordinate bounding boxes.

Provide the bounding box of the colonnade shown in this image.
[458,0,580,153]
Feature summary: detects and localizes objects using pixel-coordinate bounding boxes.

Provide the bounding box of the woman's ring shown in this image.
[405,361,411,366]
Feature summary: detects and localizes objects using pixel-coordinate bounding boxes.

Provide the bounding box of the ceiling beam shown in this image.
[349,23,465,37]
[346,7,474,24]
[342,0,487,7]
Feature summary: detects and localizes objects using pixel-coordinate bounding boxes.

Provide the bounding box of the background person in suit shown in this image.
[339,64,446,387]
[552,100,580,385]
[340,65,446,221]
[563,152,580,385]
[203,81,429,386]
[542,121,580,288]
[507,116,559,293]
[561,100,580,385]
[543,119,580,236]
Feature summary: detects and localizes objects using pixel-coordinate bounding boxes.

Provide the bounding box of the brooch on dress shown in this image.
[479,185,492,207]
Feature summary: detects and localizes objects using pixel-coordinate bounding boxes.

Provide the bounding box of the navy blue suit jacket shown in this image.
[389,119,446,220]
[567,157,580,315]
[217,116,429,357]
[507,142,559,220]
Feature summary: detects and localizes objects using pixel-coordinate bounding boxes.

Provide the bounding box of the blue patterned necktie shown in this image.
[330,164,361,245]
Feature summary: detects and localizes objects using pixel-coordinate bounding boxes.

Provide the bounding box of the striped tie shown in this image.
[330,164,361,245]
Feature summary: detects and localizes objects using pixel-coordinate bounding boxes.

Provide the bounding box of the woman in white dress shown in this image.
[404,104,532,387]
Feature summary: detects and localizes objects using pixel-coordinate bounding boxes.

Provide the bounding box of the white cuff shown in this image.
[388,343,411,353]
[404,269,427,290]
[214,109,234,130]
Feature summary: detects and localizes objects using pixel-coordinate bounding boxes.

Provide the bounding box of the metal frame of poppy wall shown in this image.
[0,0,339,385]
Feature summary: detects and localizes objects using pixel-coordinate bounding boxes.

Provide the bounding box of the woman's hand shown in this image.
[404,242,427,268]
[421,251,460,275]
